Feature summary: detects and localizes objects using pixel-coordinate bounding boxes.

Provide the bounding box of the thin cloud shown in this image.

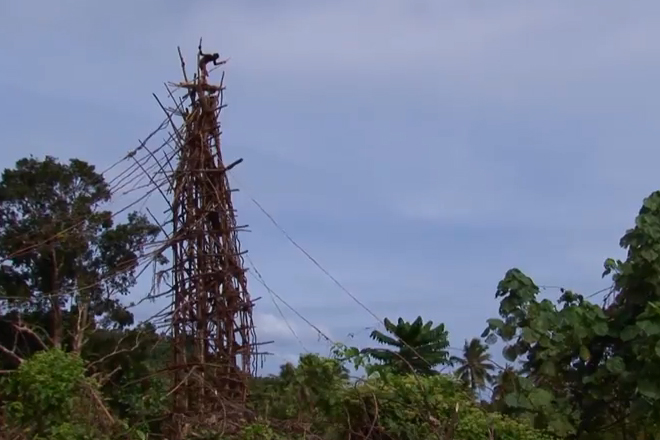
[254,311,332,344]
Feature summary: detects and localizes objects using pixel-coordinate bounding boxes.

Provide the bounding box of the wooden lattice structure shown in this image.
[161,44,259,433]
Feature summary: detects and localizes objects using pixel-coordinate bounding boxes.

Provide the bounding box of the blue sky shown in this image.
[2,0,660,374]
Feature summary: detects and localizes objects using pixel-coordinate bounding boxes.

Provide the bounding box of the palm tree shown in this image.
[492,364,519,403]
[450,338,495,394]
[362,316,450,375]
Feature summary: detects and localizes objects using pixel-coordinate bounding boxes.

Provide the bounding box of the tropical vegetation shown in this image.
[3,155,660,440]
[361,316,451,375]
[451,338,495,395]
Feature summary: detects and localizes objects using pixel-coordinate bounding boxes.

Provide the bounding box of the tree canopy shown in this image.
[0,156,162,360]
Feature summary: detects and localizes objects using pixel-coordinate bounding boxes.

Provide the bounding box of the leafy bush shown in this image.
[1,349,108,439]
[247,350,552,440]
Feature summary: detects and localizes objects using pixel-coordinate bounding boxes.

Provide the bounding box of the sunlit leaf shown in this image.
[579,346,590,362]
[605,356,625,374]
[487,318,505,330]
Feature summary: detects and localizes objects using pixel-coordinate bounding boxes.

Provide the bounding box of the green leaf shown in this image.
[593,322,608,336]
[640,248,658,262]
[528,388,553,407]
[521,327,536,344]
[487,318,505,330]
[655,340,660,358]
[538,335,552,348]
[602,258,617,277]
[548,416,575,437]
[504,392,533,410]
[519,376,534,391]
[579,346,590,362]
[638,379,660,400]
[575,325,589,339]
[620,325,639,341]
[606,356,625,374]
[504,392,520,408]
[648,302,660,314]
[531,315,549,332]
[540,361,556,377]
[503,346,518,362]
[485,334,498,345]
[518,395,533,410]
[637,320,660,336]
[501,324,517,340]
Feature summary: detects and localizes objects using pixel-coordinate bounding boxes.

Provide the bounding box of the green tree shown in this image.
[248,348,552,440]
[250,354,349,426]
[0,156,163,365]
[82,322,170,434]
[1,348,112,439]
[451,338,495,394]
[362,316,450,375]
[481,191,660,438]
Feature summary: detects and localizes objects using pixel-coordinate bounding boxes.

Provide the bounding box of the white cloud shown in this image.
[253,311,333,345]
[254,312,299,341]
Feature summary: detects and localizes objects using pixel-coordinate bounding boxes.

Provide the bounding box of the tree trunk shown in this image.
[72,300,88,353]
[49,248,62,349]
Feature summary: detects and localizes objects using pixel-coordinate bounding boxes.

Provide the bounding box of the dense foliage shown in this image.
[2,155,660,440]
[481,191,660,439]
